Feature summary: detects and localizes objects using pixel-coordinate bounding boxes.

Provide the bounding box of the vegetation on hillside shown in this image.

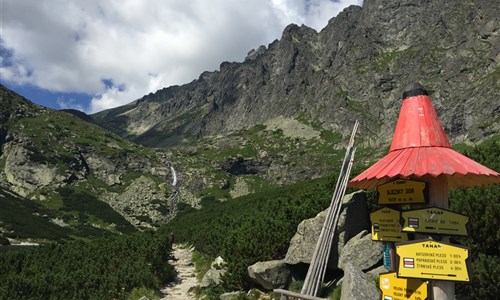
[0,187,136,242]
[1,87,171,235]
[165,135,499,299]
[169,119,380,203]
[450,136,500,299]
[164,174,337,293]
[0,228,175,299]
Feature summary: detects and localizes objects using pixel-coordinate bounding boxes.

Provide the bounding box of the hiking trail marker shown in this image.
[396,239,470,282]
[379,272,428,300]
[402,207,469,236]
[370,207,408,242]
[377,180,427,205]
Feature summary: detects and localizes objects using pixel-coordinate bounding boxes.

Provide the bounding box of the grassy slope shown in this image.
[1,86,168,240]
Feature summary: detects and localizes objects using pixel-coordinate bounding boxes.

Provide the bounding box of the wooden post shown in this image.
[426,175,454,300]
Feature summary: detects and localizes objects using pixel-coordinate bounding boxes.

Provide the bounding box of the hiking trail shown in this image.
[161,244,198,300]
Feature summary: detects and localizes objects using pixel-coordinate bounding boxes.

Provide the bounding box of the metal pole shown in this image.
[301,121,358,297]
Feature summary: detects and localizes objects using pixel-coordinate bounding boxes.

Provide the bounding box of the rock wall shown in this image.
[94,0,499,148]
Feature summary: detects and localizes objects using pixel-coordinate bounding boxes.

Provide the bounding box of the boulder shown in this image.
[247,260,291,290]
[284,191,369,269]
[200,256,227,287]
[220,291,243,300]
[338,230,383,271]
[284,208,327,265]
[340,261,380,300]
[366,265,388,278]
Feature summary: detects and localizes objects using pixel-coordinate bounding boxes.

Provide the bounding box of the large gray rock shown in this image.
[338,230,383,271]
[3,144,64,196]
[247,260,291,290]
[340,261,380,300]
[220,291,243,300]
[200,256,227,287]
[284,208,327,266]
[284,191,369,269]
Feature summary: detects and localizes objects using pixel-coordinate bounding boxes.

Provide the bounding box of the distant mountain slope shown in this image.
[92,0,499,148]
[0,84,174,240]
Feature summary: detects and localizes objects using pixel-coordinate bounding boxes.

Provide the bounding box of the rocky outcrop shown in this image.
[222,156,270,176]
[101,176,169,228]
[3,144,64,196]
[220,291,243,300]
[247,260,291,290]
[284,208,327,266]
[338,230,383,271]
[340,261,380,300]
[252,191,382,297]
[0,86,175,231]
[284,191,369,269]
[200,256,227,288]
[93,0,499,150]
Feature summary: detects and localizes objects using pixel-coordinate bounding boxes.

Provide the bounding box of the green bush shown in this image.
[0,229,175,299]
[127,287,161,300]
[164,174,336,290]
[450,136,500,299]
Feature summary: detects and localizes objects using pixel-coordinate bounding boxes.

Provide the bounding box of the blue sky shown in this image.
[1,0,362,114]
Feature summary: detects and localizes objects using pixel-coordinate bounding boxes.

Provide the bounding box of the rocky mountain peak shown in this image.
[92,0,498,149]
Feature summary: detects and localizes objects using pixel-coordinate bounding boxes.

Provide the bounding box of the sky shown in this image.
[1,0,363,114]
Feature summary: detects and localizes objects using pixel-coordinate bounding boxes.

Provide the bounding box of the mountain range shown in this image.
[93,0,499,148]
[1,0,499,241]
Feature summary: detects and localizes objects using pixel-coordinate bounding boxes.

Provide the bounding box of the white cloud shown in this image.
[1,0,363,113]
[56,97,85,112]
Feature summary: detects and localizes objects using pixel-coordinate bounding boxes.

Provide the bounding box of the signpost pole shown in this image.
[426,175,454,300]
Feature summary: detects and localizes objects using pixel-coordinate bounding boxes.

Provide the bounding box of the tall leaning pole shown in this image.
[349,83,500,300]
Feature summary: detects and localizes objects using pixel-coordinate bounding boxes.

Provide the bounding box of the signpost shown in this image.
[377,180,427,204]
[371,207,408,242]
[396,239,470,282]
[402,207,469,236]
[379,272,428,300]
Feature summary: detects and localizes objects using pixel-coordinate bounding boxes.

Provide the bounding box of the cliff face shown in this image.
[0,85,174,235]
[93,0,499,148]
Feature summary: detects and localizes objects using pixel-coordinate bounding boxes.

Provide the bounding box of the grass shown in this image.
[58,186,136,234]
[0,187,72,241]
[192,250,214,281]
[127,287,161,300]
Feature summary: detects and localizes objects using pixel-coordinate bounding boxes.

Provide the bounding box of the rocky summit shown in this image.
[92,0,499,149]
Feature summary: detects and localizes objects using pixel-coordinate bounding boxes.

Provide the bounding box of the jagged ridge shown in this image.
[92,0,499,148]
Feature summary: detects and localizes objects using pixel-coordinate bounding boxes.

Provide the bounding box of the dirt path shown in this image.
[161,244,198,300]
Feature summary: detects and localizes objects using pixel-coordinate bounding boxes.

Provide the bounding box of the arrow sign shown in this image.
[370,207,408,242]
[396,239,470,282]
[401,207,469,236]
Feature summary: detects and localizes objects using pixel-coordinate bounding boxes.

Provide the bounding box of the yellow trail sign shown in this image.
[379,272,428,300]
[402,207,469,236]
[396,239,470,282]
[370,207,408,242]
[377,180,426,205]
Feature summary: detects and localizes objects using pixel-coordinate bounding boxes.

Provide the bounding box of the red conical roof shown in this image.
[390,94,450,151]
[349,84,500,190]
